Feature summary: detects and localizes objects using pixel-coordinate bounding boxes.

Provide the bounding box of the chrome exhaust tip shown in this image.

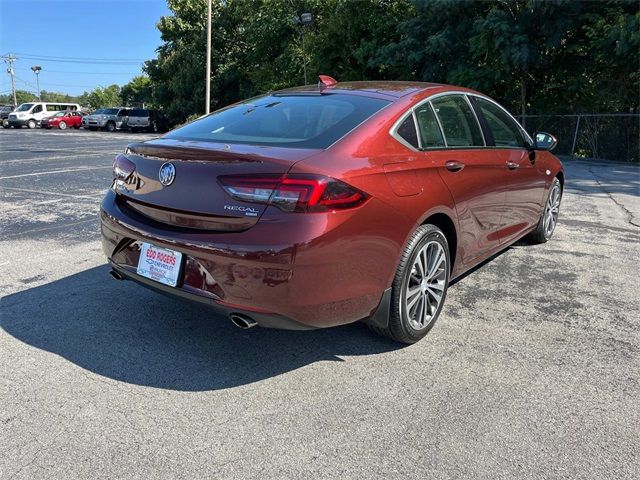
[109,269,124,281]
[230,313,258,330]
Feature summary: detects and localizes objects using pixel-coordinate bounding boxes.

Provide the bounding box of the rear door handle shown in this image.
[445,160,465,172]
[507,161,520,170]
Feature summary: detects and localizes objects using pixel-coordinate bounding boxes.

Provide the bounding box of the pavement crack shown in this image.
[587,166,640,228]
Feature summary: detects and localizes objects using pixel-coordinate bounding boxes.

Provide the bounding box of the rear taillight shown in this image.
[113,154,135,180]
[218,174,369,213]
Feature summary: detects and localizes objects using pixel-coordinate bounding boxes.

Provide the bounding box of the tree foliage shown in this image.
[114,0,640,123]
[120,75,153,106]
[78,84,122,109]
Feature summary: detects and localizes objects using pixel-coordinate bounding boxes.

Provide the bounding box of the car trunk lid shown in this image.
[115,139,318,231]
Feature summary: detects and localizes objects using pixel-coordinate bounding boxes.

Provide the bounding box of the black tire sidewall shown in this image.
[390,225,450,343]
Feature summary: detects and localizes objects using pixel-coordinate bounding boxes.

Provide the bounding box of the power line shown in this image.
[11,52,148,62]
[14,67,141,76]
[9,53,145,65]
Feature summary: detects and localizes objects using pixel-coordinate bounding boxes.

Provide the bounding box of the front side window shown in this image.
[164,94,390,149]
[415,103,445,148]
[475,97,525,148]
[32,105,43,113]
[431,95,484,147]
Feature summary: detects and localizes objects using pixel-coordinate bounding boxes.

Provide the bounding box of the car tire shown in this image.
[527,177,562,244]
[370,224,450,344]
[27,119,36,129]
[59,121,67,130]
[105,121,115,132]
[1,119,8,128]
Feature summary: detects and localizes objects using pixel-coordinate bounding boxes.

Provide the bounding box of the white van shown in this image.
[7,102,81,129]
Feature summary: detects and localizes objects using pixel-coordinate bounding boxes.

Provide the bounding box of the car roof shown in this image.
[274,80,480,101]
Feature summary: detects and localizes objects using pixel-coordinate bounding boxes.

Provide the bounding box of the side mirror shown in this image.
[534,132,558,151]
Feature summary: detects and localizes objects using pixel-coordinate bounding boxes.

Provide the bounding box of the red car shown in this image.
[41,110,83,129]
[101,78,563,343]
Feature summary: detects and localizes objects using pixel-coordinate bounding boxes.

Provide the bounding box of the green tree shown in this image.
[121,75,153,106]
[79,84,122,109]
[0,90,38,106]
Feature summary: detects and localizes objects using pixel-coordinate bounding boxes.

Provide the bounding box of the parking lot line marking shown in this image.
[0,186,105,200]
[0,153,117,164]
[0,166,111,180]
[0,217,98,240]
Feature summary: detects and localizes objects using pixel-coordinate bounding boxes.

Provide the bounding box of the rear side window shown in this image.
[395,115,419,149]
[415,103,445,148]
[475,97,525,148]
[164,93,390,149]
[431,95,484,147]
[129,109,148,117]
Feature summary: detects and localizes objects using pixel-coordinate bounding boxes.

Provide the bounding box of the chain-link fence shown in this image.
[521,114,639,163]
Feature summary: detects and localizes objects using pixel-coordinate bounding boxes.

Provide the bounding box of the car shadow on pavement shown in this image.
[1,265,400,392]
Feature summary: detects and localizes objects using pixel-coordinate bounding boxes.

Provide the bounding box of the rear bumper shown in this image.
[100,189,400,329]
[108,261,312,329]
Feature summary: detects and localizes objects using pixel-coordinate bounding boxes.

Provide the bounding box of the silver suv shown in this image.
[83,107,129,132]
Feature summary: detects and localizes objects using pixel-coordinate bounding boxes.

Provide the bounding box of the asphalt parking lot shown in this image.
[1,128,639,479]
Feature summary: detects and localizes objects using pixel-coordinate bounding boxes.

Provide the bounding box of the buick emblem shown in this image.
[159,162,176,186]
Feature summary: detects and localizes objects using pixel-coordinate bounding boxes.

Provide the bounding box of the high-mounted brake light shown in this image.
[318,75,338,88]
[218,174,368,213]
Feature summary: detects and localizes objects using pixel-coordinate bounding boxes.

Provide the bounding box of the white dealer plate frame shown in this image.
[136,242,183,287]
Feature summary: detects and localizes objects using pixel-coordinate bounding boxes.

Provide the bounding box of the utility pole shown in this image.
[2,53,18,107]
[205,0,212,114]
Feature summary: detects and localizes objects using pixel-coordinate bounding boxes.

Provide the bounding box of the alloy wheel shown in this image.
[404,241,447,330]
[544,182,561,238]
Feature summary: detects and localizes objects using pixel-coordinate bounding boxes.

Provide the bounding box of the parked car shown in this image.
[7,102,80,128]
[83,107,130,132]
[127,109,169,133]
[40,110,84,130]
[1,105,15,128]
[102,78,563,344]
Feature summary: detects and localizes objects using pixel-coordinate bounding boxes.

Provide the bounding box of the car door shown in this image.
[417,94,510,267]
[471,96,547,244]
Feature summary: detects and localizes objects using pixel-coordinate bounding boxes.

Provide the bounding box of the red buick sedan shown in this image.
[101,78,563,343]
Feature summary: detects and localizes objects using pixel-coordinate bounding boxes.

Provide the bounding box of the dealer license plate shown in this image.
[136,242,183,287]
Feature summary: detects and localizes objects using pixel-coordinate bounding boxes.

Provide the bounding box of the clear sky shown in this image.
[0,0,171,96]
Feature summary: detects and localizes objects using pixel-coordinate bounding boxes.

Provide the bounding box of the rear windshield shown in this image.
[94,108,119,115]
[129,109,148,117]
[163,93,390,149]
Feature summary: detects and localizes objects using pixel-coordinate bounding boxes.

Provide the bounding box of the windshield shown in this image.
[16,103,34,112]
[54,112,65,117]
[164,93,390,149]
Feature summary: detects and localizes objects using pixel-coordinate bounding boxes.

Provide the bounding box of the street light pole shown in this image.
[294,13,313,85]
[205,0,212,114]
[31,65,42,101]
